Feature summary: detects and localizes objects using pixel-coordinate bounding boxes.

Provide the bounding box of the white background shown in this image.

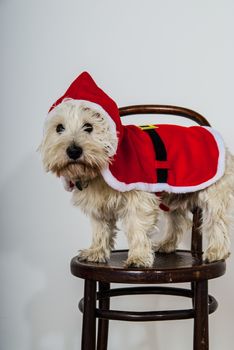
[1,1,234,349]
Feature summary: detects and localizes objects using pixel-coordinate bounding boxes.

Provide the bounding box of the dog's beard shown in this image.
[51,161,100,182]
[43,135,114,182]
[50,149,111,182]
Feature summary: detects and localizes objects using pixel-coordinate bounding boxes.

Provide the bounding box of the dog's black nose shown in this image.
[66,144,83,160]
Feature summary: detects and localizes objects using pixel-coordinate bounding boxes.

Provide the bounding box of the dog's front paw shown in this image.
[203,247,230,262]
[78,247,109,263]
[125,252,154,268]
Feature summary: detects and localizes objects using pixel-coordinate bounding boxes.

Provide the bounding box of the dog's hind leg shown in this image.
[198,153,234,262]
[198,190,232,262]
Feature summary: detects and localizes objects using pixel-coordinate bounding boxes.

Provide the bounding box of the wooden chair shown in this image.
[70,105,226,350]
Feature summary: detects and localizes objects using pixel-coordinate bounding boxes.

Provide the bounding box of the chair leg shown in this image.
[81,279,97,350]
[193,280,209,350]
[97,282,110,350]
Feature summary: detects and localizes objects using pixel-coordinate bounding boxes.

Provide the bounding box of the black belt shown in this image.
[141,126,168,183]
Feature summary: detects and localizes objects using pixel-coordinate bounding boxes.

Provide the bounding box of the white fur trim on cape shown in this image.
[101,126,226,194]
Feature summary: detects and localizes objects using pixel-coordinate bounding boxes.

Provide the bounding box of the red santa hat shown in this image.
[47,71,123,143]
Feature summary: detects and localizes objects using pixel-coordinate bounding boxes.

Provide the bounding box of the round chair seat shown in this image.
[70,249,226,284]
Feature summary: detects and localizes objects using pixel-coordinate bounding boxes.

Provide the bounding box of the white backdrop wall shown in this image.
[1,1,234,349]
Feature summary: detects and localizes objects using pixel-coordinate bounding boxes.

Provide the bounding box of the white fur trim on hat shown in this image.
[46,99,117,137]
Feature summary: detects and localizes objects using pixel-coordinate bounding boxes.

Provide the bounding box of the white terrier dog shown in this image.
[40,72,234,267]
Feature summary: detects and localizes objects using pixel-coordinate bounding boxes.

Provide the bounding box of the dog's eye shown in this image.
[83,123,93,133]
[56,124,65,134]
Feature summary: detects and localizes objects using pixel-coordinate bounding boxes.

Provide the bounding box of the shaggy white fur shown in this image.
[40,100,234,267]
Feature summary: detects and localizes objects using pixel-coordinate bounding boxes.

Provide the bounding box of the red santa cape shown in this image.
[47,72,225,194]
[101,124,225,193]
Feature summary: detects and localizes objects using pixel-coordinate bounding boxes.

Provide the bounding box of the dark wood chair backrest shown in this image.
[119,105,211,127]
[118,105,210,257]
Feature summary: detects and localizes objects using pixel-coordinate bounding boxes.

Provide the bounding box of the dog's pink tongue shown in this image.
[69,181,75,189]
[61,177,75,192]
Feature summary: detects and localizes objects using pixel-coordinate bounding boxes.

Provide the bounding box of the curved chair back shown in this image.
[119,104,211,127]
